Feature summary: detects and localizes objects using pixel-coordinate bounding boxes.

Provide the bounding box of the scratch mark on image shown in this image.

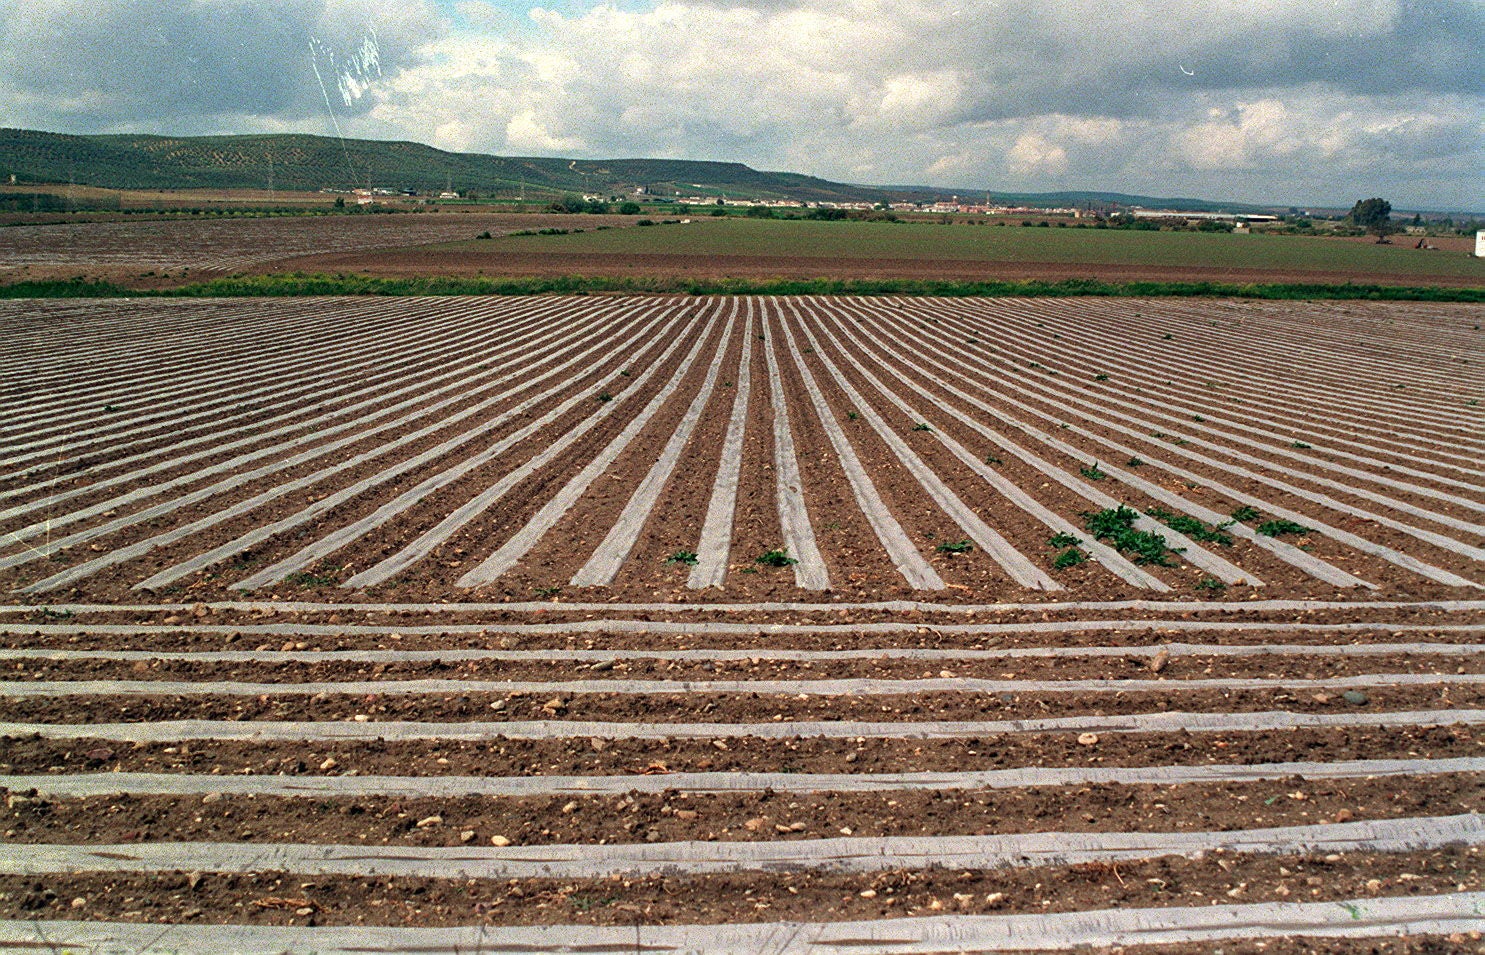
[308,28,383,183]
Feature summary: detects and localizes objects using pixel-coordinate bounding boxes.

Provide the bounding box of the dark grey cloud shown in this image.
[0,0,442,130]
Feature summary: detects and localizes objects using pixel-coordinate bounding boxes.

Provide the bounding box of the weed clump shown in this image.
[1257,518,1312,537]
[1052,548,1087,569]
[1081,506,1180,565]
[1145,506,1235,546]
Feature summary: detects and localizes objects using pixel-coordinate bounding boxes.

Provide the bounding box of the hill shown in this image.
[1,126,1266,212]
[0,128,890,205]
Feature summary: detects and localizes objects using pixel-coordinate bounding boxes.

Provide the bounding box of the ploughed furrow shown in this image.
[0,296,571,509]
[788,299,1066,591]
[946,301,1485,536]
[0,611,1479,950]
[0,299,530,501]
[994,298,1483,489]
[1082,298,1483,432]
[877,299,1483,593]
[0,213,515,275]
[760,299,831,589]
[990,297,1484,469]
[342,300,713,589]
[0,296,357,395]
[934,298,1485,525]
[5,302,640,595]
[0,296,431,457]
[1,296,1480,953]
[142,298,681,593]
[832,299,1269,588]
[568,302,740,586]
[0,299,349,439]
[838,300,1364,591]
[774,298,947,590]
[688,299,757,589]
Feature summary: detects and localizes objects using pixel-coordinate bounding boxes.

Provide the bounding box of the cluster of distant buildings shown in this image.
[321,187,462,205]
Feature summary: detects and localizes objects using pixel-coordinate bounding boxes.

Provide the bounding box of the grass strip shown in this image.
[2,273,1482,301]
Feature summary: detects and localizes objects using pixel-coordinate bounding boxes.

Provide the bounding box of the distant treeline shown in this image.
[0,192,71,212]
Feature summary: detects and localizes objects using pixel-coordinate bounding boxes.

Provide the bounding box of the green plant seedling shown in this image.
[1146,506,1235,545]
[756,549,798,567]
[1257,518,1311,537]
[1290,441,1311,449]
[533,586,563,598]
[1126,457,1144,467]
[665,550,699,566]
[1052,548,1087,569]
[1081,506,1180,566]
[285,569,339,587]
[1195,577,1227,592]
[912,422,933,431]
[1079,463,1107,481]
[596,392,613,402]
[1230,505,1261,523]
[1047,532,1082,548]
[936,539,974,554]
[1093,374,1110,381]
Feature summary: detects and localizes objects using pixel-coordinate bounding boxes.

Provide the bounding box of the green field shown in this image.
[470,218,1485,281]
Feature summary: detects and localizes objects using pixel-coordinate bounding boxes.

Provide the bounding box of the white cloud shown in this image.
[504,109,585,153]
[1007,133,1069,178]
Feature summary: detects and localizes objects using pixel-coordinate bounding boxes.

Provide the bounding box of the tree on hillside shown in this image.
[1348,197,1392,242]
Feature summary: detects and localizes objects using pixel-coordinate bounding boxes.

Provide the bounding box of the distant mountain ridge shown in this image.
[0,127,1267,213]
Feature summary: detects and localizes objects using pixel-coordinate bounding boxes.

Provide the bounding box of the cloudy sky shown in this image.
[1,0,1480,209]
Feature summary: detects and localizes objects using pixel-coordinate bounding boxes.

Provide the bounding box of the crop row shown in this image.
[1,296,1479,603]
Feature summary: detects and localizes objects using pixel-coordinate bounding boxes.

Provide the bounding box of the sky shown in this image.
[1,0,1480,210]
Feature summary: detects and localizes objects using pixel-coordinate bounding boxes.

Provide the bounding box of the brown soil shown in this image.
[3,724,1473,778]
[5,774,1475,848]
[0,849,1474,928]
[3,682,1476,727]
[1,294,1479,944]
[6,650,1476,684]
[263,248,1485,289]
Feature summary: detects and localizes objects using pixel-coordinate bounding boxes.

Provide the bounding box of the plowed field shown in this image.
[0,295,1481,953]
[0,212,627,283]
